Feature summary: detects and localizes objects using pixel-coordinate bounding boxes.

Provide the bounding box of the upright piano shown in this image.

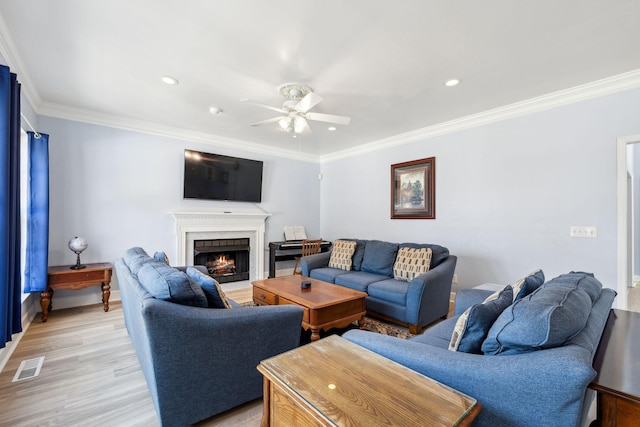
[268,240,332,278]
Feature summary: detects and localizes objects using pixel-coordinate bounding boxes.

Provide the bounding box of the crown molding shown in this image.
[320,69,640,163]
[36,102,320,163]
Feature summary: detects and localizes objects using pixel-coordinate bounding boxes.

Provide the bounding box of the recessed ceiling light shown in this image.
[161,75,179,85]
[328,126,337,131]
[209,106,223,115]
[445,78,461,87]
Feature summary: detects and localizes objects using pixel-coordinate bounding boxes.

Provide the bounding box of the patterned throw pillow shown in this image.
[328,240,357,271]
[393,247,432,282]
[449,285,513,353]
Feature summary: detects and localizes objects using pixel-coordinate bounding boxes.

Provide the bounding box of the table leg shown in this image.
[101,282,111,312]
[310,327,321,341]
[40,287,53,322]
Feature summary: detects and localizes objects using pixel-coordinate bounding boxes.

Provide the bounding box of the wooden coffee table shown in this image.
[258,335,481,426]
[252,275,366,341]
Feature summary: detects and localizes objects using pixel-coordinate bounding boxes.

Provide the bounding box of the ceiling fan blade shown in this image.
[305,112,351,125]
[250,116,285,126]
[295,92,323,113]
[241,99,287,114]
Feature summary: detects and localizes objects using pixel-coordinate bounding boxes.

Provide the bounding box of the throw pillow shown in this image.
[511,269,545,302]
[186,267,232,309]
[328,240,357,271]
[481,281,592,355]
[153,251,170,265]
[393,247,432,281]
[137,262,208,307]
[449,285,513,353]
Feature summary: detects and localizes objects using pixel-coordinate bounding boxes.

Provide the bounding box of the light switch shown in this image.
[570,226,598,238]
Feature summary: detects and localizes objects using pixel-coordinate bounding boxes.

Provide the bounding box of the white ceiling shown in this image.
[1,1,639,160]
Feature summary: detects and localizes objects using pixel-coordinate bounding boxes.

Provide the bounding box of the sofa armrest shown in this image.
[301,251,332,276]
[141,300,304,425]
[405,255,457,326]
[343,329,596,427]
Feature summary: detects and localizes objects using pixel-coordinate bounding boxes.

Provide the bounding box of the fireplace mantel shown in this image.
[171,211,271,280]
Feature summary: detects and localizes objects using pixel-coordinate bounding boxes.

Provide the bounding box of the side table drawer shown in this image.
[253,287,277,305]
[48,269,107,286]
[278,296,310,323]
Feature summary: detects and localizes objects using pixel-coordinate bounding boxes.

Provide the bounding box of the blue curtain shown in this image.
[0,65,22,348]
[24,131,49,293]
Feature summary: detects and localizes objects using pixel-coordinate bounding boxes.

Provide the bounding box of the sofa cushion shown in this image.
[552,271,602,304]
[309,267,351,283]
[335,271,388,292]
[137,261,208,307]
[361,240,399,277]
[512,269,545,302]
[328,240,357,271]
[449,286,513,353]
[399,243,449,268]
[482,279,592,355]
[123,247,155,276]
[367,278,409,305]
[186,267,231,309]
[393,247,432,281]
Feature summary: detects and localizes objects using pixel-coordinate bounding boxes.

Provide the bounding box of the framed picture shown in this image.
[391,157,435,219]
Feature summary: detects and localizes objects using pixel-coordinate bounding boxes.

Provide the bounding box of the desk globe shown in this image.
[68,236,88,270]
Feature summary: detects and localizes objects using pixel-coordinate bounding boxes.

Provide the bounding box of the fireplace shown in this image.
[171,211,271,283]
[194,238,250,283]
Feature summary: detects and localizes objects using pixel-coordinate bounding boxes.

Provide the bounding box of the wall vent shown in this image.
[12,356,44,382]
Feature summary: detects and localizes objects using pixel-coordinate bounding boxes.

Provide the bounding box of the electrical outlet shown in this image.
[570,226,598,238]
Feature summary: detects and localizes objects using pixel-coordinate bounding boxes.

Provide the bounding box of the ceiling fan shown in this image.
[243,83,351,134]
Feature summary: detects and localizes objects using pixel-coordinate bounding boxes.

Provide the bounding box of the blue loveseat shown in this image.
[301,239,456,333]
[343,271,616,427]
[115,247,304,427]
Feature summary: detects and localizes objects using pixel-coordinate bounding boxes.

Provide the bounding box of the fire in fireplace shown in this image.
[194,238,250,284]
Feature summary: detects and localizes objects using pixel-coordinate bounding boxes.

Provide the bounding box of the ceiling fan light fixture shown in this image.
[293,116,307,133]
[279,117,292,130]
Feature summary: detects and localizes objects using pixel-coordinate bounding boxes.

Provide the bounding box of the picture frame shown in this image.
[391,157,435,219]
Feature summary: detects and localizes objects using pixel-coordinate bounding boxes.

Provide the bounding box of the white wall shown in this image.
[39,117,321,308]
[320,88,640,304]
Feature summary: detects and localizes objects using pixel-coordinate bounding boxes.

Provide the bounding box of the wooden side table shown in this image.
[590,309,640,426]
[40,262,114,322]
[258,335,480,426]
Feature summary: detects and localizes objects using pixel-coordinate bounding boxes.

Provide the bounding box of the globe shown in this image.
[68,237,88,270]
[68,236,88,253]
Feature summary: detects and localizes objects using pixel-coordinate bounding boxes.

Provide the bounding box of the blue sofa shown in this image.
[343,271,616,427]
[301,239,456,333]
[115,247,304,427]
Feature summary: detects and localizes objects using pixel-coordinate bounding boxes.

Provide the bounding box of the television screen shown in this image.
[183,149,263,202]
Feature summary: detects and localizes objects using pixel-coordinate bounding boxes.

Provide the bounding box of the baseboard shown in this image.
[0,293,38,373]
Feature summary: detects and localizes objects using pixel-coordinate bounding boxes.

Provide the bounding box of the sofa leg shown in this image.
[409,324,422,335]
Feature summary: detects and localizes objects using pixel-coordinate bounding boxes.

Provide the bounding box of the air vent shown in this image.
[12,356,44,382]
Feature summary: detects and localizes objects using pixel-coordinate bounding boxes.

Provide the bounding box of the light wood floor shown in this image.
[1,286,630,426]
[0,288,262,427]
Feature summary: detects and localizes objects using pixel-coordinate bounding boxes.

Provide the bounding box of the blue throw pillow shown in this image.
[449,286,513,353]
[482,281,592,355]
[137,262,208,307]
[549,271,602,304]
[361,240,399,277]
[512,269,545,302]
[153,251,170,265]
[186,267,232,309]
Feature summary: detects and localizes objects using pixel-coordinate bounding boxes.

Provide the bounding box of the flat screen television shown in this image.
[183,149,263,202]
